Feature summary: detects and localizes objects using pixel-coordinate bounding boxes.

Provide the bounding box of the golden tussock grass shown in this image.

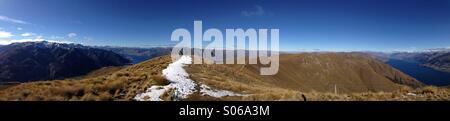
[0,56,173,101]
[1,54,448,101]
[184,53,447,101]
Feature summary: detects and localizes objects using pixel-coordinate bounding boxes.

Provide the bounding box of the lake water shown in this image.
[127,55,151,64]
[386,59,450,86]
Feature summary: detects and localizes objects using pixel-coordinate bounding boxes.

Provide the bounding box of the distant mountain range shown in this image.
[0,41,130,83]
[377,49,450,72]
[421,53,450,72]
[97,46,172,64]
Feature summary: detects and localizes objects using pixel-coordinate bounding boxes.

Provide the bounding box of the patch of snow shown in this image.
[134,56,196,101]
[200,84,246,98]
[135,56,248,101]
[134,86,171,101]
[406,92,417,96]
[161,56,196,100]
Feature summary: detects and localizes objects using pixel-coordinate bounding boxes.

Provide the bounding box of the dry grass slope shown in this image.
[0,56,172,101]
[187,53,423,94]
[184,53,449,101]
[1,53,448,101]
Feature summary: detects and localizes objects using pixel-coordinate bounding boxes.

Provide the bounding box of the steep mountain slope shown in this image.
[186,53,423,94]
[0,56,171,101]
[424,52,450,72]
[0,41,130,83]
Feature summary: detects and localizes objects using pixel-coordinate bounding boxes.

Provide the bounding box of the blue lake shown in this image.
[127,55,151,64]
[386,59,450,86]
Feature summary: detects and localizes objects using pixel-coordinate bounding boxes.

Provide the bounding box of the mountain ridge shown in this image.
[0,41,130,82]
[379,50,450,72]
[186,53,423,94]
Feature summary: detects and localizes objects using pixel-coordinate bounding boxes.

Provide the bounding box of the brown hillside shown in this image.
[186,53,423,94]
[1,53,443,101]
[0,56,172,101]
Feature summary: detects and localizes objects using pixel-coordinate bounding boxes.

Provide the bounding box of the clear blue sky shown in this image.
[0,0,449,52]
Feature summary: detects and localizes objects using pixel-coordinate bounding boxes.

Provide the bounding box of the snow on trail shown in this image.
[161,56,196,100]
[134,56,246,101]
[200,84,246,98]
[134,56,196,101]
[134,86,170,101]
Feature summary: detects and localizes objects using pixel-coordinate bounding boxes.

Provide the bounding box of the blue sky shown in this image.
[0,0,449,52]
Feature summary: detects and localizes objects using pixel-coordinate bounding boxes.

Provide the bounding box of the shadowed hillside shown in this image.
[424,52,450,72]
[0,41,130,83]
